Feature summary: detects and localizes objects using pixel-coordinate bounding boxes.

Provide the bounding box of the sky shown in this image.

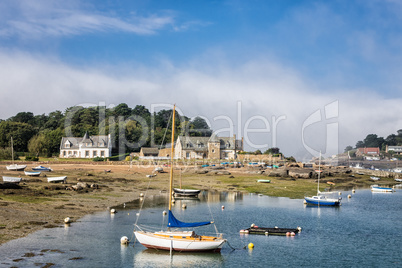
[1,0,402,161]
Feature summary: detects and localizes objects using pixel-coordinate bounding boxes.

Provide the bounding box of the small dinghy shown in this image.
[47,176,67,183]
[2,176,22,183]
[24,171,41,177]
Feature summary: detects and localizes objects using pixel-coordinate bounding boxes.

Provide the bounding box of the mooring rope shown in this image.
[226,240,247,251]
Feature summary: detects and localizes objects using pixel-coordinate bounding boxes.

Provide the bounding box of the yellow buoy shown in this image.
[248,243,254,249]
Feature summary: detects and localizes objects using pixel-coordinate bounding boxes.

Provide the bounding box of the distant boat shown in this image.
[32,165,53,172]
[240,225,301,236]
[47,176,67,183]
[24,171,41,176]
[370,176,380,181]
[394,178,402,182]
[304,151,342,206]
[6,137,26,171]
[257,179,271,183]
[371,185,393,193]
[394,168,402,173]
[2,176,22,183]
[173,188,201,197]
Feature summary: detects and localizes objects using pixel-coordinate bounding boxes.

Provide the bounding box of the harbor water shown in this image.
[1,187,402,267]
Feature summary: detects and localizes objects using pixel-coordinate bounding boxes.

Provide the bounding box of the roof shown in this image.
[60,134,110,150]
[177,136,210,151]
[208,135,242,150]
[357,147,380,154]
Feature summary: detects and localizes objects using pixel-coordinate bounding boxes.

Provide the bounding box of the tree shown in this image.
[0,121,35,152]
[344,146,353,152]
[363,134,385,148]
[355,140,364,148]
[8,112,35,124]
[255,149,262,155]
[264,147,280,154]
[28,134,47,156]
[188,117,212,137]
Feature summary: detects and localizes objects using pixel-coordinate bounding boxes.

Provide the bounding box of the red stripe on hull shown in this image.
[141,243,222,253]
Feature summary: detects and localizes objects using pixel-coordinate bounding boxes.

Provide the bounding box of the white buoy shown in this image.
[64,217,71,224]
[172,199,176,204]
[251,223,255,228]
[110,208,116,214]
[163,210,167,215]
[120,236,129,245]
[290,232,295,236]
[182,204,187,209]
[221,205,225,210]
[139,193,144,197]
[338,192,342,195]
[265,231,269,236]
[348,194,351,198]
[352,189,356,193]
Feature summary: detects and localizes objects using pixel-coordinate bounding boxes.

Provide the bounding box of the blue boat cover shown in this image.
[167,210,212,228]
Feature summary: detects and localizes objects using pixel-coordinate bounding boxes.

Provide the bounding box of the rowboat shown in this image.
[173,188,201,197]
[47,176,67,183]
[371,185,393,193]
[2,176,22,183]
[257,179,271,183]
[24,171,41,176]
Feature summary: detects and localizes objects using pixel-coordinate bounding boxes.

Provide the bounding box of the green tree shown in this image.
[264,147,280,154]
[344,146,353,152]
[0,121,35,152]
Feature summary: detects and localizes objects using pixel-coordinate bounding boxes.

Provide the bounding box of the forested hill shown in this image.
[0,103,212,158]
[345,129,402,152]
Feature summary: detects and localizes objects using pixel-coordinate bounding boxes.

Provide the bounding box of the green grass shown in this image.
[0,195,53,204]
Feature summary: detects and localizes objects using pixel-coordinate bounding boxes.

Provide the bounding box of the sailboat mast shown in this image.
[11,136,14,164]
[168,105,176,211]
[317,151,321,194]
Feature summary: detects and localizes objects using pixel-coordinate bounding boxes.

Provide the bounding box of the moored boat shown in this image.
[134,105,226,252]
[304,151,341,207]
[24,171,41,176]
[47,176,67,183]
[6,164,27,171]
[370,176,380,181]
[2,176,22,183]
[371,185,393,193]
[257,179,271,183]
[173,188,201,197]
[32,165,53,171]
[240,225,301,236]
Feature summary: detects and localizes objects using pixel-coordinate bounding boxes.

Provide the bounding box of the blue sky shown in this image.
[1,0,401,160]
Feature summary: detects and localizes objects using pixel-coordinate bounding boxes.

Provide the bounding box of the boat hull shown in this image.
[6,165,27,171]
[47,176,67,183]
[371,186,393,192]
[304,196,341,206]
[134,231,225,252]
[24,171,41,176]
[32,166,52,171]
[173,188,201,197]
[2,176,22,183]
[243,226,300,235]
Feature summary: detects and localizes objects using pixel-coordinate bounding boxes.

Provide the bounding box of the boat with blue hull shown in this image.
[32,165,53,172]
[304,152,342,206]
[371,185,394,193]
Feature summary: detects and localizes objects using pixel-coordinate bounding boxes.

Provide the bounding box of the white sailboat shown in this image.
[304,152,342,206]
[6,137,27,171]
[134,105,226,252]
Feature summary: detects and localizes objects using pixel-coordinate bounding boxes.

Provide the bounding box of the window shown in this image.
[93,151,97,157]
[63,151,66,156]
[85,151,90,157]
[101,151,105,157]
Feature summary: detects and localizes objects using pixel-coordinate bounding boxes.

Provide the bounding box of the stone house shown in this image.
[386,145,402,155]
[139,147,159,158]
[59,132,112,158]
[174,135,243,160]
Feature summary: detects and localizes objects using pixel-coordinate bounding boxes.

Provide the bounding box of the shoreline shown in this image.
[0,162,398,245]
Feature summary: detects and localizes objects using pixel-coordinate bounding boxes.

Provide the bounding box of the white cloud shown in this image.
[0,0,174,38]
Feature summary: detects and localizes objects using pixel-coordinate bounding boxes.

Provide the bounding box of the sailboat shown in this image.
[6,137,27,171]
[134,105,226,252]
[304,152,341,206]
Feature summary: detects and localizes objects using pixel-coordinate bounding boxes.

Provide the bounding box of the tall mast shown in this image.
[11,136,14,165]
[168,105,176,211]
[317,151,321,195]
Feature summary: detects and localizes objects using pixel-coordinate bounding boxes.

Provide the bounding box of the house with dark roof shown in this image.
[386,145,402,155]
[174,135,243,159]
[59,132,112,158]
[139,147,160,158]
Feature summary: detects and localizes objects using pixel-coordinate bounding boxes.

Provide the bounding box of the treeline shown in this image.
[344,129,402,152]
[0,103,212,159]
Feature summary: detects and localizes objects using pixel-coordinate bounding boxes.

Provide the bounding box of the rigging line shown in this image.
[159,111,172,150]
[206,198,220,236]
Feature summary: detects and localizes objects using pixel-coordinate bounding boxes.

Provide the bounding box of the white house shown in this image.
[59,132,112,158]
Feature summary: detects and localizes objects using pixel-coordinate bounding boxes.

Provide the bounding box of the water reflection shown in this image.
[133,249,224,268]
